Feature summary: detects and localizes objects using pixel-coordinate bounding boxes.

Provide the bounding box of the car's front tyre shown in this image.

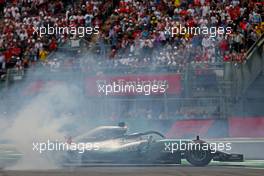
[185,148,212,166]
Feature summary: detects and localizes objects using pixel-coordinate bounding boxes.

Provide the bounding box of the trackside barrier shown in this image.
[166,117,264,138]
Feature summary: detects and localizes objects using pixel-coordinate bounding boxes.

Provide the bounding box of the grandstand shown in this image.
[0,0,263,139]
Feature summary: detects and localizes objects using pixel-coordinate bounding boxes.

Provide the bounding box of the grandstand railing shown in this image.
[84,97,222,120]
[226,34,264,97]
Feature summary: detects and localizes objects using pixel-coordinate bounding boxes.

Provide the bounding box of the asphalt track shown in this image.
[1,140,264,176]
[1,165,264,176]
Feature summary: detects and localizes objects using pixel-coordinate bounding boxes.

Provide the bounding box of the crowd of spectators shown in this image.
[92,0,263,71]
[0,0,64,75]
[0,0,114,79]
[0,0,263,77]
[1,1,264,122]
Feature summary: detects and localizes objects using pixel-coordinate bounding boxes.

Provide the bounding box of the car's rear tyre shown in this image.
[186,147,212,166]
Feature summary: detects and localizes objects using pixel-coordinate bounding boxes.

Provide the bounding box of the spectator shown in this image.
[0,0,4,16]
[39,49,48,62]
[0,52,5,70]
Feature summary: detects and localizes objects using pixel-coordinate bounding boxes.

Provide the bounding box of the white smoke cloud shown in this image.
[1,82,81,170]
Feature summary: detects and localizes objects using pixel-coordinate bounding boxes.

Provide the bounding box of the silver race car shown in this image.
[62,122,244,166]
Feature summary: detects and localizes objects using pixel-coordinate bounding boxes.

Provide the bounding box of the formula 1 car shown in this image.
[62,122,244,166]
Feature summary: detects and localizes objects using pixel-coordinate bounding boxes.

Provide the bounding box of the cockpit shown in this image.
[75,124,128,142]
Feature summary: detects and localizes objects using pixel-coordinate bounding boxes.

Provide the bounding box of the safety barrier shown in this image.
[166,117,264,138]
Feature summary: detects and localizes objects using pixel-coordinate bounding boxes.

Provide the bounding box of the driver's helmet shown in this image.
[118,122,126,127]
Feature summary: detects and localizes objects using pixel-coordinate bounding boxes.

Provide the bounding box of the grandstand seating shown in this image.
[0,0,263,126]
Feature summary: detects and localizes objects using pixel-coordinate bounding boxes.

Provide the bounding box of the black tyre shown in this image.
[186,147,212,166]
